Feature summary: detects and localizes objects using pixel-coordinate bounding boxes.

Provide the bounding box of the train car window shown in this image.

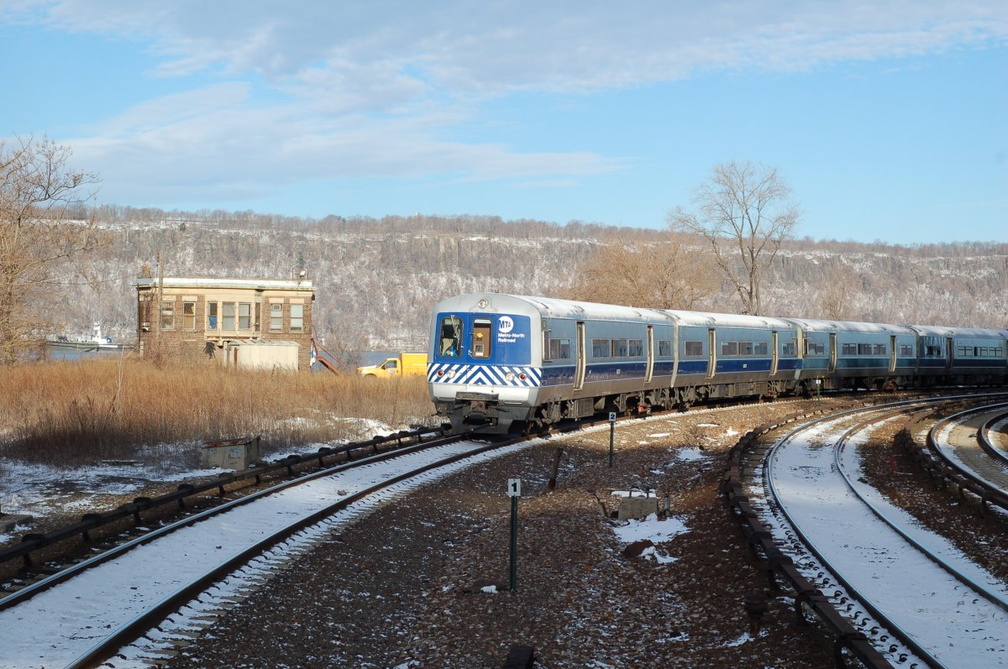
[592,339,610,358]
[629,339,643,357]
[842,343,856,355]
[549,338,571,360]
[721,341,738,356]
[805,341,825,356]
[900,344,914,356]
[684,340,703,357]
[471,318,492,358]
[754,342,768,356]
[742,342,754,356]
[873,344,886,355]
[782,341,796,356]
[438,315,463,357]
[921,336,943,357]
[612,339,629,357]
[658,340,672,357]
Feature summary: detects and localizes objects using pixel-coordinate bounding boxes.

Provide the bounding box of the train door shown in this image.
[945,337,954,371]
[645,325,655,383]
[828,333,837,374]
[771,331,779,375]
[889,335,897,373]
[795,327,805,379]
[574,321,586,390]
[707,328,716,379]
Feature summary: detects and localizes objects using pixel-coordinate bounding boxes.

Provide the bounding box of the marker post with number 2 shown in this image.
[507,478,521,592]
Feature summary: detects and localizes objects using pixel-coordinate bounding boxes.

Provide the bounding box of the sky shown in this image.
[0,1,1005,245]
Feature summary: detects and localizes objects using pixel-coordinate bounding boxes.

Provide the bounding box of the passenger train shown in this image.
[427,293,1008,435]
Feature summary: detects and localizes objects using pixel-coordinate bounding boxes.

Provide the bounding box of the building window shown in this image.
[182,301,196,330]
[160,301,175,330]
[222,302,236,331]
[239,302,252,330]
[270,303,283,332]
[290,303,304,332]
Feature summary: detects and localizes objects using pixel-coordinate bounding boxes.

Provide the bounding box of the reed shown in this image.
[0,357,434,467]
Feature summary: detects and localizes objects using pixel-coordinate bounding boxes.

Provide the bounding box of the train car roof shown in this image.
[666,310,796,330]
[432,293,676,323]
[906,324,1008,338]
[784,317,915,335]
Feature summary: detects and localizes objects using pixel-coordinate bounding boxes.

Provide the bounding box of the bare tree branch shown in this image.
[0,136,102,362]
[668,161,799,314]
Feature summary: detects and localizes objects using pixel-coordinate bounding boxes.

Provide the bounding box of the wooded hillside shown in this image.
[54,206,1008,358]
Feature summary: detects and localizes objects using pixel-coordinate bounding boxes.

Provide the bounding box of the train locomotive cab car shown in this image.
[428,294,542,433]
[428,293,674,434]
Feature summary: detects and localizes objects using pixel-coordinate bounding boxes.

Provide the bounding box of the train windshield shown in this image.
[438,315,463,357]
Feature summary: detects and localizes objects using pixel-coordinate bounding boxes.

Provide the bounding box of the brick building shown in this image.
[136,275,315,370]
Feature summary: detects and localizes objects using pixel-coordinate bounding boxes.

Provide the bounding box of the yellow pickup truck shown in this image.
[356,352,428,378]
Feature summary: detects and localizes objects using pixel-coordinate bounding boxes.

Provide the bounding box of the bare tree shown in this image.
[668,161,799,315]
[0,136,101,363]
[566,237,717,309]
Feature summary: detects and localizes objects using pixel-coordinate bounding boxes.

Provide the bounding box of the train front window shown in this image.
[472,318,492,358]
[438,315,463,357]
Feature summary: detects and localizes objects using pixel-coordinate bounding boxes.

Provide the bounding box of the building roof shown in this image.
[136,277,313,291]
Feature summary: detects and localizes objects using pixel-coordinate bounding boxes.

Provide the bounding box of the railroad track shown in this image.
[735,395,1008,668]
[0,434,533,668]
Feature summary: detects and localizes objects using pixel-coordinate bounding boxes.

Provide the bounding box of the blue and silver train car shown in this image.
[787,318,919,391]
[665,311,800,406]
[908,324,1008,386]
[428,293,1008,434]
[428,293,674,433]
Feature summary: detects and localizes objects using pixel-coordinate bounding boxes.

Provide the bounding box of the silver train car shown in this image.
[427,293,1008,434]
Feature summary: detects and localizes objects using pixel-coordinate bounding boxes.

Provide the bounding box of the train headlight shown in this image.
[505,372,515,381]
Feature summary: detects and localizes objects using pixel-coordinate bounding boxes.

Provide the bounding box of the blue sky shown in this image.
[1,1,1005,245]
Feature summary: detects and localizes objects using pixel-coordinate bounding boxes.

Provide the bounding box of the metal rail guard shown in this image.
[0,425,447,569]
[720,409,894,669]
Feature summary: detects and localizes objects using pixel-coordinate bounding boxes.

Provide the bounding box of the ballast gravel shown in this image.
[7,398,1004,668]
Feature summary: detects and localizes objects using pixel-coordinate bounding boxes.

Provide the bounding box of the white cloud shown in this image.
[6,1,1007,209]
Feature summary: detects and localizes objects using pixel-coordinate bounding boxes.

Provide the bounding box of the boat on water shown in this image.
[46,324,130,352]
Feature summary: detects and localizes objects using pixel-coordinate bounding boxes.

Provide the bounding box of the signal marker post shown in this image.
[608,412,617,467]
[507,478,521,592]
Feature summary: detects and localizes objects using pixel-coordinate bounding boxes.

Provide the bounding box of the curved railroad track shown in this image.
[0,435,532,668]
[742,396,1008,667]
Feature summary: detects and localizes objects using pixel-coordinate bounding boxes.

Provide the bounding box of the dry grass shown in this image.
[0,356,435,467]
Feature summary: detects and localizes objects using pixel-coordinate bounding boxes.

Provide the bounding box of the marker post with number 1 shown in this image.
[608,411,617,467]
[507,478,521,592]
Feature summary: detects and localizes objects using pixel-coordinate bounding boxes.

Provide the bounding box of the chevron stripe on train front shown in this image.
[428,363,540,387]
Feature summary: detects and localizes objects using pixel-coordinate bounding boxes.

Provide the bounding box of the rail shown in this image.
[0,425,448,570]
[720,407,894,669]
